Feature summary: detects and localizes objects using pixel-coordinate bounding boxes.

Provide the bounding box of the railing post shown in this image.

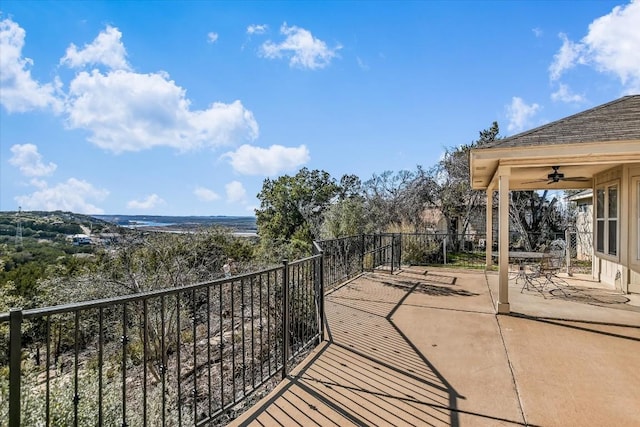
[317,251,325,342]
[398,233,402,270]
[9,308,23,427]
[390,235,395,274]
[443,236,447,265]
[281,259,289,380]
[360,234,365,273]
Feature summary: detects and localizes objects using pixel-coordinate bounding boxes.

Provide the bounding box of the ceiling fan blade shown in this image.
[522,165,591,185]
[561,177,591,182]
[522,179,549,184]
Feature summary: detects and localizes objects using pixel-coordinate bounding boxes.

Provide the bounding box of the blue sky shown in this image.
[1,1,639,216]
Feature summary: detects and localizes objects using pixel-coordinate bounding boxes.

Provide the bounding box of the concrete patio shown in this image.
[231,267,640,426]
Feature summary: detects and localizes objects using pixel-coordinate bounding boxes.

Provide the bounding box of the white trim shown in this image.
[633,177,640,268]
[594,180,620,261]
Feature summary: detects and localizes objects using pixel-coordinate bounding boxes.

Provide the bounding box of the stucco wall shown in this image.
[593,163,640,294]
[598,258,622,290]
[630,269,640,294]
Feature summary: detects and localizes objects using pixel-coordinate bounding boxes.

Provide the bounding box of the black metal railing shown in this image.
[1,257,322,427]
[314,234,402,292]
[400,232,487,268]
[397,231,593,271]
[314,235,364,292]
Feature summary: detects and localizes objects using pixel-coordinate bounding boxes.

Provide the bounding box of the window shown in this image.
[596,188,604,253]
[595,183,618,257]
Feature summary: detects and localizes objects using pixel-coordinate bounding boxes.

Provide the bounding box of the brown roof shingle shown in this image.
[483,95,640,149]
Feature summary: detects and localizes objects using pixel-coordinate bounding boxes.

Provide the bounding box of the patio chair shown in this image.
[535,247,567,292]
[518,262,542,293]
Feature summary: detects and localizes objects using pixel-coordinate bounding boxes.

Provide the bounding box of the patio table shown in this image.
[492,251,544,290]
[491,251,544,263]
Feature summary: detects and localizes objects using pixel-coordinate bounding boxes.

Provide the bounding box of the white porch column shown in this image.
[497,167,511,314]
[485,187,494,268]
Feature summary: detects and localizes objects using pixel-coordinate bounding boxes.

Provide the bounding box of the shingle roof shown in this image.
[482,95,640,149]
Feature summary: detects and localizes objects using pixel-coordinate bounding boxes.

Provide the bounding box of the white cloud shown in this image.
[0,17,62,113]
[225,181,246,203]
[506,97,541,133]
[223,144,310,176]
[2,20,259,152]
[194,186,220,202]
[583,0,640,90]
[61,25,130,70]
[551,83,586,104]
[247,24,268,35]
[549,1,640,91]
[207,32,219,44]
[260,23,341,70]
[15,178,108,214]
[532,27,543,38]
[29,178,48,189]
[65,69,259,152]
[127,194,165,210]
[9,144,57,177]
[549,33,584,81]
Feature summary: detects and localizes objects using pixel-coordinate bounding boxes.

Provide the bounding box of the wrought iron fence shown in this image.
[363,234,402,273]
[314,234,402,292]
[400,233,487,268]
[397,231,592,272]
[0,257,322,427]
[314,235,364,292]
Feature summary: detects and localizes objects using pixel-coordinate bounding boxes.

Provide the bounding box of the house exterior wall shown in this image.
[421,204,494,235]
[630,270,640,294]
[594,163,640,293]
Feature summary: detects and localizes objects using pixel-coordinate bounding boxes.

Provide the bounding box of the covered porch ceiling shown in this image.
[470,140,640,191]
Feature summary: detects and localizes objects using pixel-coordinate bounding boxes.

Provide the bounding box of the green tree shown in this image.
[321,197,370,238]
[255,168,340,243]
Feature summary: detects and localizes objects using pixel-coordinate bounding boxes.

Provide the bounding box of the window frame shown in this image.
[635,178,640,263]
[594,181,619,260]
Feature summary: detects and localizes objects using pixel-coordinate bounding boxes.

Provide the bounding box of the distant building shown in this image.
[71,234,91,245]
[97,232,120,244]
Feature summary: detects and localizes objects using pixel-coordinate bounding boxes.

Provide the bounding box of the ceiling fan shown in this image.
[525,166,590,185]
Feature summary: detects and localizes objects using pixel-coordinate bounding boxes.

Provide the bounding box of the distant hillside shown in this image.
[93,214,257,233]
[0,211,257,237]
[0,211,111,302]
[0,211,258,306]
[0,210,114,238]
